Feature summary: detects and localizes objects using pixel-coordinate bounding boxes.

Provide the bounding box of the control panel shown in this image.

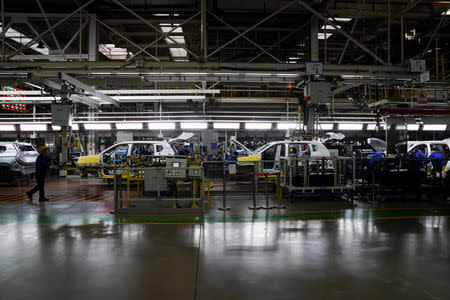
[188,167,202,178]
[164,158,187,179]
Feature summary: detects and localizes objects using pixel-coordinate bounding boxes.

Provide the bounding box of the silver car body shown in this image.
[0,142,38,182]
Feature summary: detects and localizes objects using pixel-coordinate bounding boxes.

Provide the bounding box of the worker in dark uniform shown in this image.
[226,151,239,161]
[177,144,190,156]
[141,145,154,156]
[26,146,51,203]
[429,147,445,186]
[411,148,426,200]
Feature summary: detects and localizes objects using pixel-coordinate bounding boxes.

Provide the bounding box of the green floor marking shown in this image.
[0,208,448,225]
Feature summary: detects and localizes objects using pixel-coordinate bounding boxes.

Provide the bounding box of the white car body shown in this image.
[0,142,38,183]
[407,139,450,174]
[238,140,332,172]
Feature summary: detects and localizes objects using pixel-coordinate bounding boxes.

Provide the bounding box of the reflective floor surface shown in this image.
[0,178,449,300]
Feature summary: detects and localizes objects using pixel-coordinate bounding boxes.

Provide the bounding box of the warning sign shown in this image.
[417,90,428,104]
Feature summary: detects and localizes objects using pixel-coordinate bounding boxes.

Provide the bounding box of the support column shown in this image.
[201,0,207,61]
[1,0,5,60]
[400,17,404,62]
[88,14,97,61]
[387,0,391,65]
[310,20,319,61]
[435,39,439,79]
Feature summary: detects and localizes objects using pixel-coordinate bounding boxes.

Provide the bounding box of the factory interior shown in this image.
[0,0,449,299]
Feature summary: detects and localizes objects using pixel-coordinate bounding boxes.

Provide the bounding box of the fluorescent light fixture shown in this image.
[396,125,407,130]
[367,123,390,130]
[423,124,447,131]
[20,123,47,131]
[407,124,419,131]
[180,122,208,129]
[277,122,300,130]
[321,25,341,30]
[338,123,363,131]
[84,123,111,130]
[328,17,352,22]
[315,123,334,130]
[245,123,272,130]
[148,122,176,130]
[213,122,240,129]
[318,33,333,40]
[0,124,15,131]
[116,122,143,130]
[52,124,79,131]
[99,44,132,60]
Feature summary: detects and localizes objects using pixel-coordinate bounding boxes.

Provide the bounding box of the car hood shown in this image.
[367,138,387,153]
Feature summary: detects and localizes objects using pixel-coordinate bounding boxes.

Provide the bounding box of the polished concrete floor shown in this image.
[0,178,449,300]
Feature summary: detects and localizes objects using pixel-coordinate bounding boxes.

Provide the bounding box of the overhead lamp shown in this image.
[245,122,272,130]
[20,123,47,131]
[84,123,111,130]
[328,17,352,22]
[315,123,334,130]
[0,96,60,101]
[423,124,447,131]
[116,122,143,130]
[0,124,16,131]
[367,123,389,130]
[180,122,208,129]
[148,122,176,130]
[277,122,301,130]
[52,124,79,131]
[406,124,420,131]
[338,123,364,131]
[213,122,240,129]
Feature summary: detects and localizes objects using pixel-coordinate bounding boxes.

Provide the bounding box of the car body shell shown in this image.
[0,142,38,183]
[77,141,176,179]
[407,140,450,175]
[238,140,332,172]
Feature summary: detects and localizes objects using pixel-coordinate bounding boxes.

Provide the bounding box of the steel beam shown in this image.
[295,0,386,65]
[207,0,297,59]
[207,11,282,63]
[310,20,319,61]
[1,61,411,73]
[201,0,207,60]
[59,72,119,106]
[124,12,200,62]
[249,22,310,63]
[88,14,97,61]
[326,9,429,19]
[11,54,88,61]
[25,21,50,50]
[400,0,425,15]
[421,5,449,58]
[70,94,99,107]
[338,0,365,64]
[330,84,359,96]
[6,0,96,59]
[36,0,65,60]
[27,75,61,90]
[96,18,159,61]
[110,0,199,60]
[63,20,88,52]
[1,0,4,60]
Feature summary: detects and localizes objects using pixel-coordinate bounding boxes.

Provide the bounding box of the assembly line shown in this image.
[0,1,449,299]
